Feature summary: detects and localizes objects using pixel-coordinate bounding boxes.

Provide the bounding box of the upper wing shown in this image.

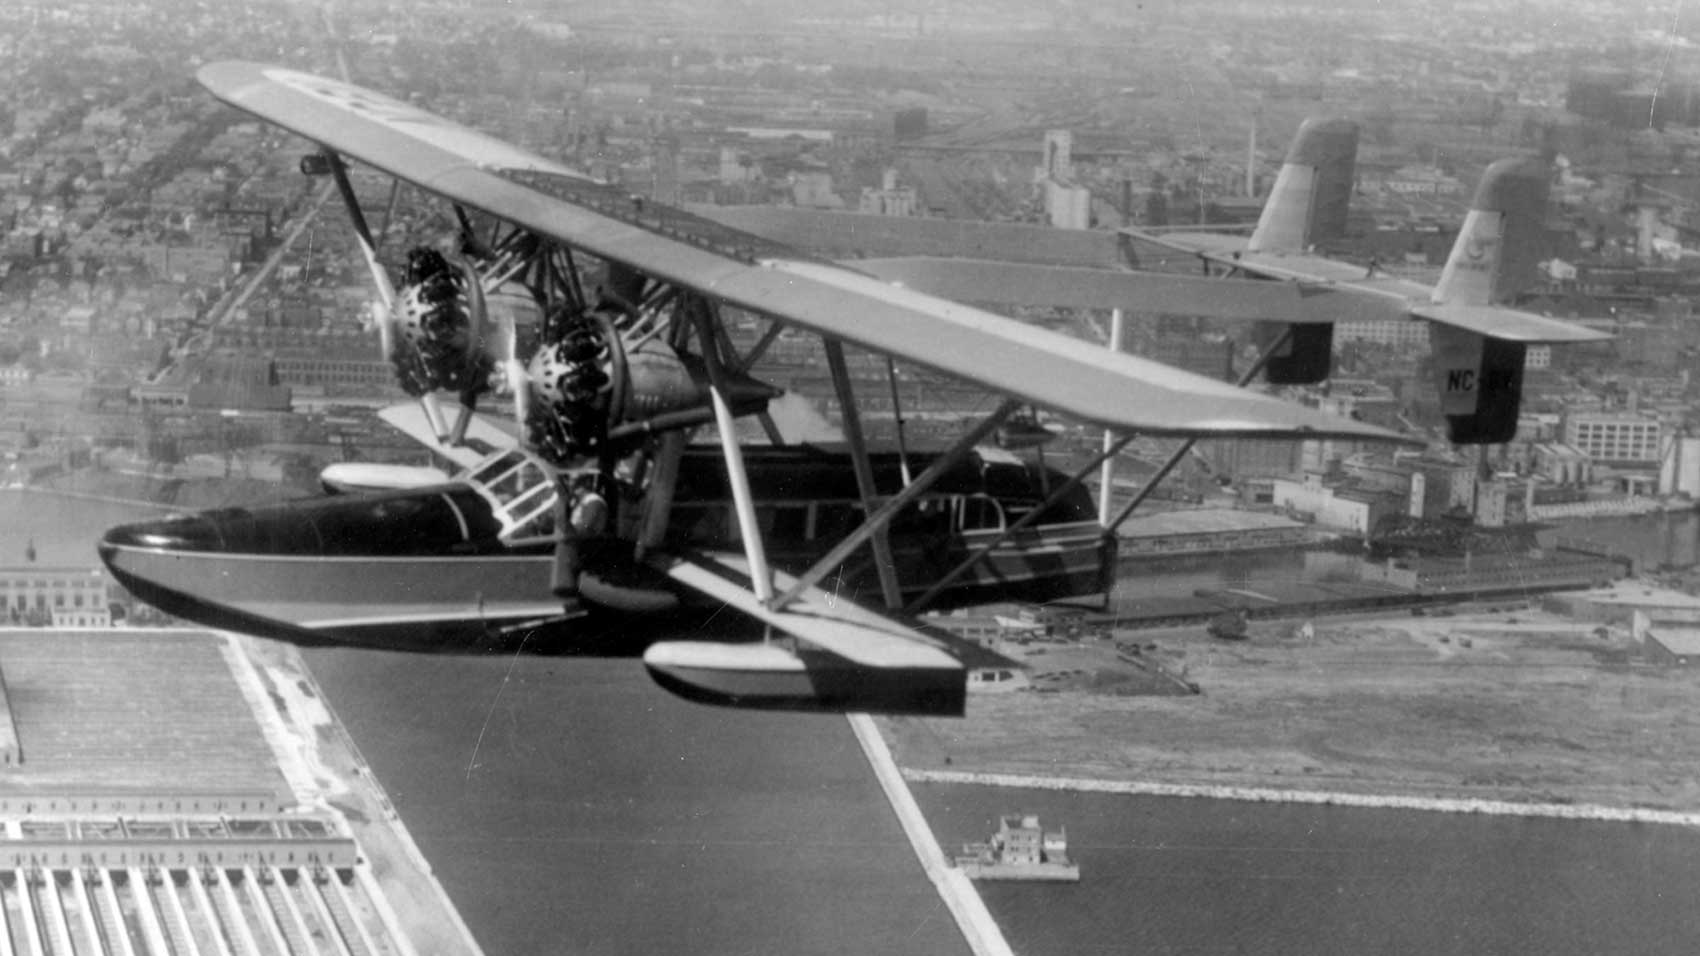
[198,61,1411,444]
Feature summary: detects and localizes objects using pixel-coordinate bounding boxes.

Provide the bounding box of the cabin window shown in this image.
[958,495,1005,532]
[505,495,559,543]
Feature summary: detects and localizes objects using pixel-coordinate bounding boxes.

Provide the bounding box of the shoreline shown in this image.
[3,482,179,513]
[903,768,1700,828]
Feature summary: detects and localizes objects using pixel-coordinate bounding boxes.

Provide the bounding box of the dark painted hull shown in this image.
[98,444,1113,653]
[103,518,1110,649]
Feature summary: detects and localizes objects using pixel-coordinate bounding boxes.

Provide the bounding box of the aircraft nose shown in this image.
[99,514,226,554]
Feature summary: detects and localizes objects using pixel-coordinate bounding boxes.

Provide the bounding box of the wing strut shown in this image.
[1097,307,1126,526]
[689,297,774,603]
[885,356,913,486]
[824,340,903,610]
[736,321,786,373]
[1104,325,1295,532]
[907,431,1135,613]
[322,149,449,440]
[772,399,1021,612]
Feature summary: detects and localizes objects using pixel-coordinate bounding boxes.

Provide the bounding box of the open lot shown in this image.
[882,606,1700,812]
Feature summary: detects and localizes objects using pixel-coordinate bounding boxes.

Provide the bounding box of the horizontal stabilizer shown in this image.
[1411,303,1612,344]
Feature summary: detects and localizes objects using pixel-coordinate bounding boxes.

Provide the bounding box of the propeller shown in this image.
[446,254,531,443]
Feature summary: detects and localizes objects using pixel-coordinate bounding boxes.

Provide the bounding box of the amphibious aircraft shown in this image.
[99,63,1411,715]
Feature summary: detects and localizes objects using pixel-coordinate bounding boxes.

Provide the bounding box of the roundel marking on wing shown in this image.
[261,66,579,176]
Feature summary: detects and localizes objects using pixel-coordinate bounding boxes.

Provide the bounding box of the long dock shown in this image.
[848,714,1013,956]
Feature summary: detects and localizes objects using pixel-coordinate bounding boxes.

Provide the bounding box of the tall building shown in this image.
[1563,411,1663,463]
[1037,130,1091,229]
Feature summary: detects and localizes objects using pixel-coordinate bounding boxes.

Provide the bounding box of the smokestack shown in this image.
[1246,112,1258,198]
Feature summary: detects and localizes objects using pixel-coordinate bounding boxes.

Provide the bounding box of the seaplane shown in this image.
[99,63,1412,716]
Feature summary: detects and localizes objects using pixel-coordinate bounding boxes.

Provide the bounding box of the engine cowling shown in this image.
[388,248,494,397]
[524,310,780,465]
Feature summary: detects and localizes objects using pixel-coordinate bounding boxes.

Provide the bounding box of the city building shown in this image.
[0,567,110,625]
[1272,472,1401,536]
[1335,319,1431,349]
[1563,411,1663,463]
[859,168,919,217]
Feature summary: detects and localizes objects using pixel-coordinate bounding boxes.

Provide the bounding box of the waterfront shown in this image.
[11,487,1700,954]
[914,781,1700,956]
[0,488,173,566]
[302,649,968,956]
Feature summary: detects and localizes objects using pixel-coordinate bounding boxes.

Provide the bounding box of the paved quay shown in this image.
[0,627,478,956]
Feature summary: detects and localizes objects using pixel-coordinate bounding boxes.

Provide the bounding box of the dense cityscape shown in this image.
[3,4,1700,956]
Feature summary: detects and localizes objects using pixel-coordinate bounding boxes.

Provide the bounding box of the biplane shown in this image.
[100,64,1411,715]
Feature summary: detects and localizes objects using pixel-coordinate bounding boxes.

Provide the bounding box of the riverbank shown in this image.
[879,605,1700,814]
[904,769,1700,827]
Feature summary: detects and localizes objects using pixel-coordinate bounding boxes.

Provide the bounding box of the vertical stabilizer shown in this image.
[1426,157,1550,444]
[1432,157,1549,306]
[1247,117,1358,253]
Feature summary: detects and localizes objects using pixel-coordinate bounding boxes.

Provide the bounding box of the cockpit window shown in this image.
[505,484,559,542]
[464,450,562,543]
[309,492,474,555]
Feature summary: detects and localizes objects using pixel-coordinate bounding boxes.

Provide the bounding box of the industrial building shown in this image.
[1563,412,1663,464]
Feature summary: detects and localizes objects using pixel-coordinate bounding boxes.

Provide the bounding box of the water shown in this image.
[916,783,1700,956]
[0,488,170,566]
[303,650,968,956]
[1539,509,1700,571]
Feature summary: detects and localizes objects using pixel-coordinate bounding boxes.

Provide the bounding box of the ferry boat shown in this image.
[954,814,1080,882]
[99,443,1114,649]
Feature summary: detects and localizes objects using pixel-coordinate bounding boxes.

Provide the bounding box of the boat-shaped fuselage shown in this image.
[99,445,1110,648]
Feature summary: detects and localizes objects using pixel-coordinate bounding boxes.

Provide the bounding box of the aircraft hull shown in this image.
[102,522,1109,647]
[97,445,1113,653]
[100,544,578,646]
